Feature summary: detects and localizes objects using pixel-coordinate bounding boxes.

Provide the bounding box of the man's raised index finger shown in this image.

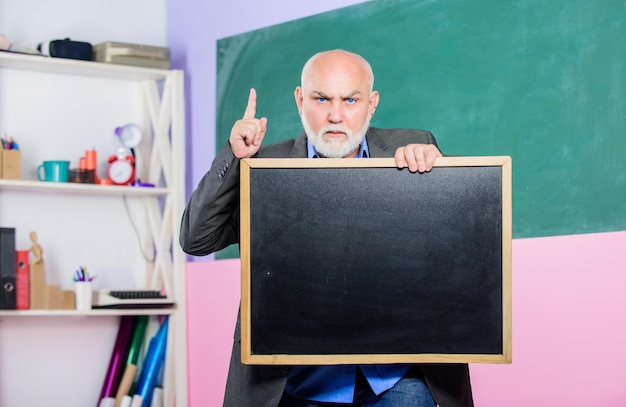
[242,88,257,119]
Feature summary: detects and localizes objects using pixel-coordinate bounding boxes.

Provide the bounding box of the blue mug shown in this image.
[37,160,70,182]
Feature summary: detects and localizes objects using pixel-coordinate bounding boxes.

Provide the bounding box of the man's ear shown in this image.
[294,86,303,116]
[369,90,380,117]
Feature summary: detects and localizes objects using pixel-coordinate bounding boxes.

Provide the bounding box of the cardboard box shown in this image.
[93,41,170,69]
[0,149,21,180]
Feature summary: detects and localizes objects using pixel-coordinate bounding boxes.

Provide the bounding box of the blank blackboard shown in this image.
[216,0,626,261]
[240,156,512,365]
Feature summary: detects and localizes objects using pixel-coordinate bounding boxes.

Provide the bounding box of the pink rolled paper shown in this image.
[98,316,135,403]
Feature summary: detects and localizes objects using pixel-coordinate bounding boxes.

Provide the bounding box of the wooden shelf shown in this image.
[0,307,176,317]
[0,179,169,196]
[0,50,170,81]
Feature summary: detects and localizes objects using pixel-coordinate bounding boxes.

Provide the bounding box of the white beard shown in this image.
[302,115,370,158]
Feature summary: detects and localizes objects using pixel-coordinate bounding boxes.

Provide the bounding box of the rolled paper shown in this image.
[119,396,132,407]
[149,387,163,407]
[99,316,135,401]
[134,317,168,407]
[114,364,138,407]
[126,316,149,365]
[98,397,116,407]
[130,395,143,407]
[115,315,148,406]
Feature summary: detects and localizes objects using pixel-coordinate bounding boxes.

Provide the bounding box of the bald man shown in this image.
[180,50,473,407]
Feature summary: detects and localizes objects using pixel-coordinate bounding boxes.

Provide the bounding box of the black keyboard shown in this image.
[109,290,167,299]
[92,289,174,309]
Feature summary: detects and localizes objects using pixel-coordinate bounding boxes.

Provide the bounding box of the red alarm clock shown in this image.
[107,148,136,185]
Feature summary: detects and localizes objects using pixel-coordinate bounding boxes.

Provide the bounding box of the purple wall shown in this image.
[167,0,366,201]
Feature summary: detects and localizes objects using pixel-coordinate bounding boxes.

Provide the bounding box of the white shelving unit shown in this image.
[0,51,187,407]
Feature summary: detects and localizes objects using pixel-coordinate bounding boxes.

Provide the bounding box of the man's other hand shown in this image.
[394,144,442,173]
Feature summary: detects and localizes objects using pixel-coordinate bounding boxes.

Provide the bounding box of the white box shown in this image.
[93,41,170,69]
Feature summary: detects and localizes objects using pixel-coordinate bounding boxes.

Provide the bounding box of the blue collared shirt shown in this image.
[285,138,411,403]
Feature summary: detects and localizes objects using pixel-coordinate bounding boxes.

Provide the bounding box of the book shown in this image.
[0,227,16,309]
[15,250,29,309]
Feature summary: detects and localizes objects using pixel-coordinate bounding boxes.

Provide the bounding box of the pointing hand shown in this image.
[229,88,268,158]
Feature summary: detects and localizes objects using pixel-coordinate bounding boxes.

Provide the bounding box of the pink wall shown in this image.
[187,231,626,406]
[186,259,240,406]
[471,231,626,406]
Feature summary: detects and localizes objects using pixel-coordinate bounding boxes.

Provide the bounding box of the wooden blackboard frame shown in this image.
[240,156,512,365]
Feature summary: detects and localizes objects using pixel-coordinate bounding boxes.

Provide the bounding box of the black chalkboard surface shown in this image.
[240,157,512,365]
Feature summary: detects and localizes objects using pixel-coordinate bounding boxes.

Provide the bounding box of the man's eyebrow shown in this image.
[312,90,329,99]
[342,90,361,99]
[311,90,361,99]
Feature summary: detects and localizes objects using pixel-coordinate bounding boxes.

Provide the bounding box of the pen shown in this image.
[1,135,18,150]
[73,266,95,282]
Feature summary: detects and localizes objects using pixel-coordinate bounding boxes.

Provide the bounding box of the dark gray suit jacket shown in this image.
[180,127,474,407]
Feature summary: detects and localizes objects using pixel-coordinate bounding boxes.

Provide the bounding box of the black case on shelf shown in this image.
[0,227,17,309]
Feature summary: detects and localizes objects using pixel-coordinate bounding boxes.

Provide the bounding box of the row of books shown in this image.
[98,315,169,407]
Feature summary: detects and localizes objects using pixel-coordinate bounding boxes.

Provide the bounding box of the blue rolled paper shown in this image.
[134,316,168,407]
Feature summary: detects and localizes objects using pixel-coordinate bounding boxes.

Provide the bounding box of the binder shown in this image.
[0,227,17,309]
[15,250,29,310]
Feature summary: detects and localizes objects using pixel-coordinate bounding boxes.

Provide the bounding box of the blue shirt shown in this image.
[285,138,412,403]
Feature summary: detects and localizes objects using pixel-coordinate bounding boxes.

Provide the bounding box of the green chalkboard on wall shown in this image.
[216,0,626,258]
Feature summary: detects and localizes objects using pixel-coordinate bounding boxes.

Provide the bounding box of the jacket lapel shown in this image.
[288,132,309,158]
[364,128,391,158]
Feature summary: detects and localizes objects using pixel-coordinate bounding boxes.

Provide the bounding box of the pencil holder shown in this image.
[74,281,93,310]
[0,149,21,180]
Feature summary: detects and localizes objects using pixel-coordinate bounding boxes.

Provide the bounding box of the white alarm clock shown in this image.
[107,148,136,185]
